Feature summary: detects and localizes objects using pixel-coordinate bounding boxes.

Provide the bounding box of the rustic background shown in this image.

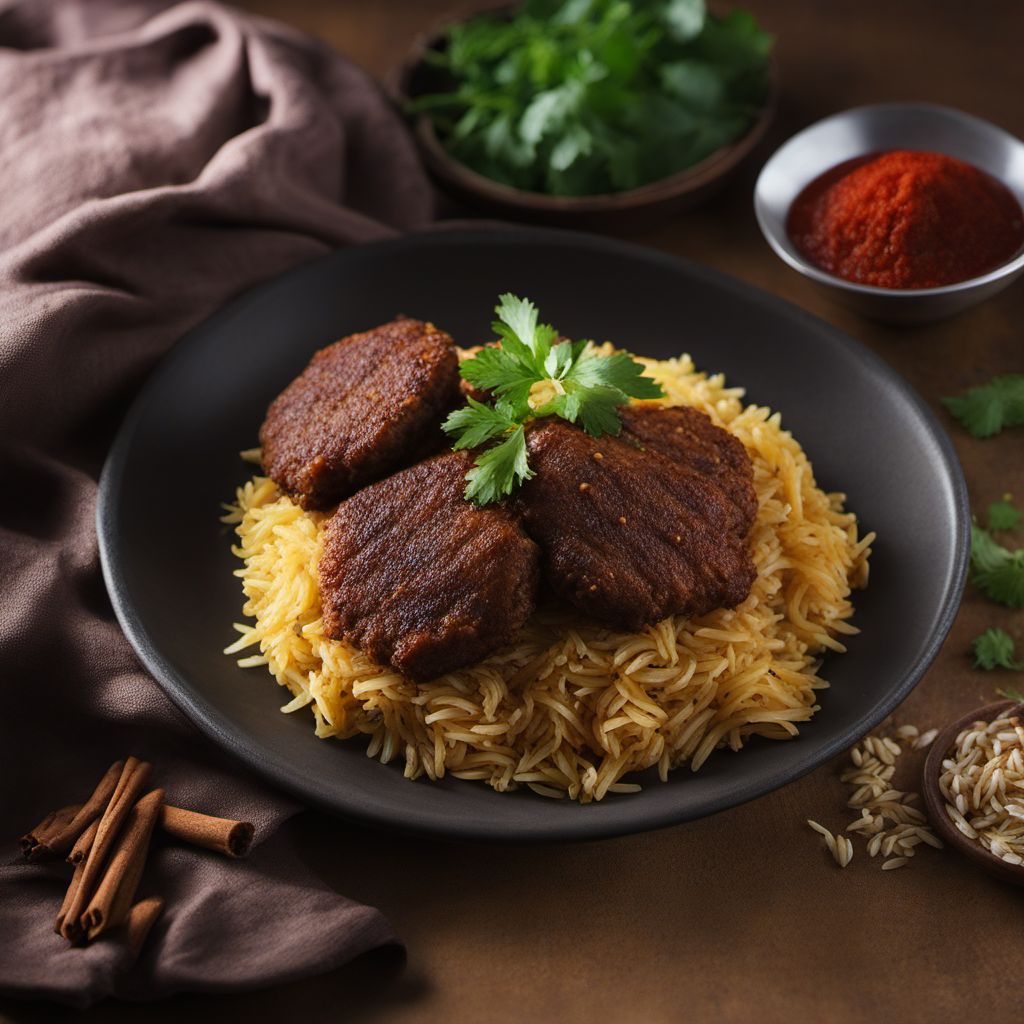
[4,1,1023,1021]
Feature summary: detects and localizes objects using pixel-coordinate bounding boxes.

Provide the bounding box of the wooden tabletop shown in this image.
[6,2,1023,1021]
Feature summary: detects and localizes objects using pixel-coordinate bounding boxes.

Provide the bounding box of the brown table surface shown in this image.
[5,2,1023,1021]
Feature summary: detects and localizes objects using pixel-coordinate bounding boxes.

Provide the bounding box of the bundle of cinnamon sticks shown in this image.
[19,756,255,955]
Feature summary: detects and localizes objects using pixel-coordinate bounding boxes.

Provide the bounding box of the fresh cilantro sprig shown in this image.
[971,523,1024,609]
[972,628,1022,670]
[442,293,663,504]
[998,685,1024,701]
[942,374,1024,438]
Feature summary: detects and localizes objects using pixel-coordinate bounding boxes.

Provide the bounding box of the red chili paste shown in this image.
[787,150,1024,289]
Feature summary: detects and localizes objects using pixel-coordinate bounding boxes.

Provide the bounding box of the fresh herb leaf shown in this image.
[571,385,630,437]
[972,628,1022,670]
[463,424,534,505]
[664,0,706,42]
[971,523,1024,608]
[564,347,665,398]
[997,686,1024,701]
[460,345,538,414]
[408,0,772,197]
[442,397,519,450]
[942,374,1024,438]
[490,293,552,365]
[987,497,1021,532]
[446,293,664,504]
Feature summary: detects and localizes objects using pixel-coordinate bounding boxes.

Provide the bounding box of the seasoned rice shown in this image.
[222,352,873,802]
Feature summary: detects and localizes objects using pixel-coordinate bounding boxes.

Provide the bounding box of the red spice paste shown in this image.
[787,150,1024,289]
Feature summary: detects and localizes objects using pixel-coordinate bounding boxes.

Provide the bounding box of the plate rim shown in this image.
[96,225,971,843]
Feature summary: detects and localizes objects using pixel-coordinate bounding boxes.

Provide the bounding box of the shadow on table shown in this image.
[0,944,428,1024]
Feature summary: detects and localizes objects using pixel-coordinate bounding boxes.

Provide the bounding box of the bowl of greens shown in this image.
[397,0,776,229]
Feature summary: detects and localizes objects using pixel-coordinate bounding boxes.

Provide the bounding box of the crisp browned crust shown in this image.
[514,411,756,631]
[259,318,460,510]
[619,404,758,530]
[319,451,541,682]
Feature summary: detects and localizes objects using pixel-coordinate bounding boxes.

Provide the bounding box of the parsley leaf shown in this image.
[942,374,1024,438]
[442,397,519,450]
[987,497,1021,532]
[445,293,664,504]
[490,293,556,368]
[460,345,538,414]
[565,348,665,398]
[972,628,1022,670]
[463,424,534,505]
[971,523,1024,608]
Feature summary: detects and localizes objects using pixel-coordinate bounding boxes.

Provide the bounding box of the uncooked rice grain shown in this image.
[938,711,1024,864]
[837,726,942,869]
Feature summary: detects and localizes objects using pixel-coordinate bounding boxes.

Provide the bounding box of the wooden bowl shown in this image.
[390,6,778,232]
[921,700,1024,886]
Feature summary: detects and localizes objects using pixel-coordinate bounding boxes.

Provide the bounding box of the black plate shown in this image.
[97,227,968,842]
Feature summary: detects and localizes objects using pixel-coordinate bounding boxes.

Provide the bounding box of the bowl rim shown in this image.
[921,699,1024,883]
[753,101,1024,298]
[392,5,779,211]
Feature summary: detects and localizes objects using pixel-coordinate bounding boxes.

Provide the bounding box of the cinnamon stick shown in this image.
[20,809,57,857]
[60,757,152,942]
[20,803,82,860]
[124,896,164,960]
[160,804,254,858]
[55,862,85,936]
[39,760,124,859]
[68,816,101,866]
[82,788,164,941]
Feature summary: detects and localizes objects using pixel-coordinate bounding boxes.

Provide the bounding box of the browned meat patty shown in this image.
[514,412,756,631]
[319,451,541,682]
[619,404,758,529]
[259,318,460,510]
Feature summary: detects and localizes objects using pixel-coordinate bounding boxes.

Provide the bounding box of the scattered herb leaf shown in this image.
[987,496,1021,532]
[441,293,663,504]
[409,0,772,197]
[971,523,1024,608]
[997,686,1024,701]
[972,628,1022,670]
[942,374,1024,438]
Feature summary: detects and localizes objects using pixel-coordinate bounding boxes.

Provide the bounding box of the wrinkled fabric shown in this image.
[0,0,434,1007]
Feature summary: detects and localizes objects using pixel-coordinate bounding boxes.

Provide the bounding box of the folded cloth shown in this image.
[0,0,434,1007]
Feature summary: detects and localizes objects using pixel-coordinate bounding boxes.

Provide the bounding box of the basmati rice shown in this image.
[222,353,873,802]
[939,712,1024,864]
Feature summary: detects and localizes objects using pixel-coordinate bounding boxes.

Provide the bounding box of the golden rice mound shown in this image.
[223,353,873,803]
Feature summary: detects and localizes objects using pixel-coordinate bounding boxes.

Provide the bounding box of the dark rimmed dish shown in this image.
[392,8,778,231]
[98,226,969,843]
[922,700,1024,886]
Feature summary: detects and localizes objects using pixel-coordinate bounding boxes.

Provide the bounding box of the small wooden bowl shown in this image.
[391,6,778,232]
[921,700,1024,886]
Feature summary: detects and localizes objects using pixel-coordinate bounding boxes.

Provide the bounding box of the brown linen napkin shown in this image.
[0,0,434,1006]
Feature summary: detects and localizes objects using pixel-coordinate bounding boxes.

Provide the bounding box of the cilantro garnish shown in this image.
[987,496,1021,532]
[972,628,1022,671]
[408,0,772,197]
[971,523,1024,608]
[441,293,663,504]
[942,374,1024,438]
[997,686,1024,701]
